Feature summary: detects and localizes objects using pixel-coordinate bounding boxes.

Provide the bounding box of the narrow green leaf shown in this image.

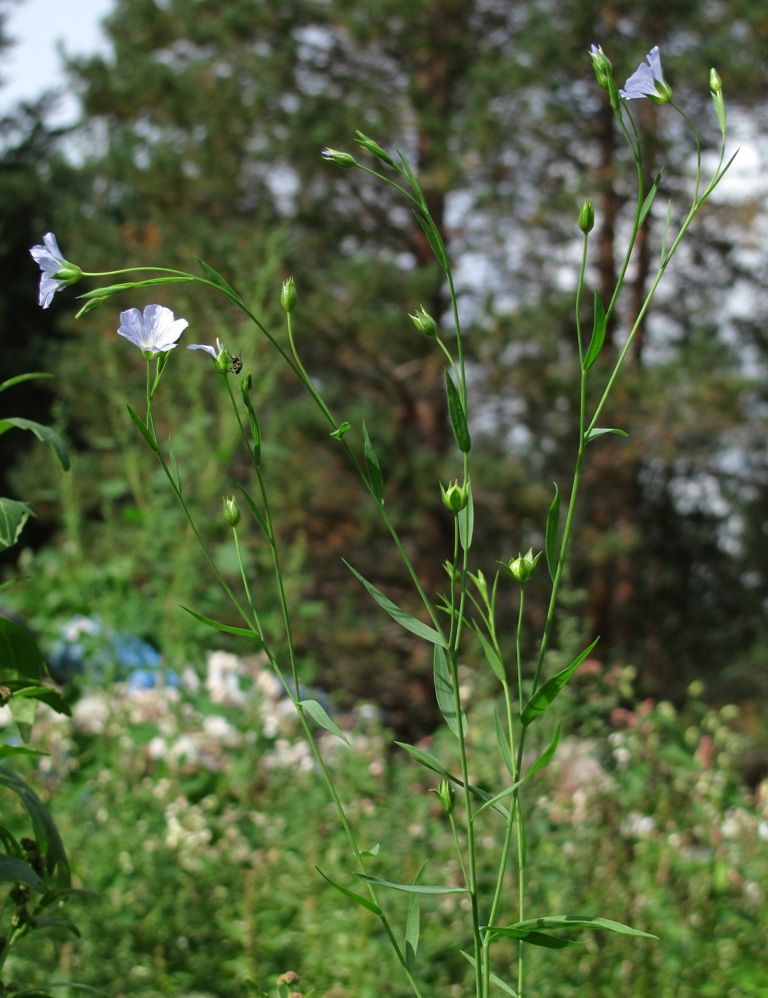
[639,168,664,225]
[474,778,524,817]
[490,914,657,940]
[394,741,451,778]
[520,932,581,949]
[521,638,599,726]
[344,561,447,647]
[433,646,467,738]
[362,421,385,503]
[460,951,518,996]
[477,629,506,683]
[545,484,560,582]
[0,746,47,761]
[180,605,262,640]
[0,418,69,470]
[355,130,397,169]
[413,210,449,272]
[444,370,471,453]
[0,498,34,550]
[585,427,629,444]
[358,874,467,895]
[126,405,159,452]
[494,710,515,776]
[458,479,474,552]
[583,292,607,371]
[300,698,350,745]
[196,258,243,303]
[526,722,561,780]
[0,372,53,394]
[330,420,351,440]
[236,486,269,537]
[316,868,382,916]
[405,862,427,972]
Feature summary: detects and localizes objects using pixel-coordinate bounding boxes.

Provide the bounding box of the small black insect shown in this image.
[230,354,243,374]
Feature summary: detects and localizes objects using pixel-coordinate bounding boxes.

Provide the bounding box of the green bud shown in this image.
[281,276,297,312]
[215,348,234,375]
[709,68,722,94]
[321,147,358,168]
[355,131,397,168]
[432,779,456,814]
[589,44,613,91]
[500,547,541,585]
[409,305,438,337]
[578,198,595,234]
[223,495,240,527]
[440,480,469,514]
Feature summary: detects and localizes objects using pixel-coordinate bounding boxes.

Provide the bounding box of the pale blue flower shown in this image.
[620,46,672,103]
[117,304,188,355]
[187,337,225,359]
[29,232,83,308]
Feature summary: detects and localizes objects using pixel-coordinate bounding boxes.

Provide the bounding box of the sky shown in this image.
[1,0,112,116]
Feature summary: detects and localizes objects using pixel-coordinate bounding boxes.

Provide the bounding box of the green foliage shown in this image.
[6,667,766,996]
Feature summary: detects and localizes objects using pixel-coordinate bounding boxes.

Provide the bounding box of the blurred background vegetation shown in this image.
[1,0,768,993]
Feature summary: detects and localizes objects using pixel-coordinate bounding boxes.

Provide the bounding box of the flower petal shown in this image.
[117,305,188,354]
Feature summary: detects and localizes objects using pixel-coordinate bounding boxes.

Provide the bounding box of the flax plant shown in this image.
[31,45,734,997]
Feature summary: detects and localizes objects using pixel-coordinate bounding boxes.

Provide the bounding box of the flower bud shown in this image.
[355,131,397,168]
[223,496,240,527]
[432,779,456,814]
[440,480,469,514]
[281,276,297,312]
[709,68,722,94]
[409,305,437,337]
[321,147,358,168]
[578,199,595,234]
[500,547,541,585]
[589,44,613,91]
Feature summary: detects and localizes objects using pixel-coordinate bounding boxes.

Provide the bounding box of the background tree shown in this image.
[7,0,768,729]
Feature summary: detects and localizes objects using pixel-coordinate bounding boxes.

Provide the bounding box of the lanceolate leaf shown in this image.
[180,605,262,640]
[0,855,45,892]
[358,874,468,895]
[487,914,657,941]
[126,405,159,452]
[316,868,382,916]
[362,421,385,503]
[460,951,518,996]
[526,721,562,780]
[394,741,451,778]
[196,257,243,303]
[585,427,629,444]
[583,292,607,371]
[639,168,665,225]
[521,637,599,726]
[344,561,447,647]
[0,766,70,885]
[300,698,350,745]
[445,370,471,453]
[545,484,560,582]
[433,645,467,738]
[458,480,474,552]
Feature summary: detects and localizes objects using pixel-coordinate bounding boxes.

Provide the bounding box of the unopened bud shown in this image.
[321,147,358,168]
[409,305,437,337]
[223,496,240,527]
[589,44,613,91]
[281,276,297,312]
[709,68,722,94]
[440,480,469,514]
[578,199,595,234]
[432,779,456,814]
[500,548,541,585]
